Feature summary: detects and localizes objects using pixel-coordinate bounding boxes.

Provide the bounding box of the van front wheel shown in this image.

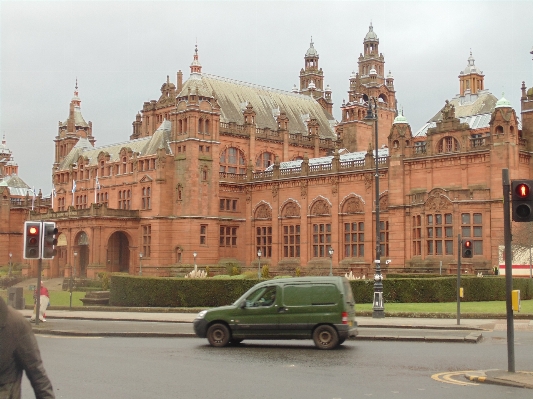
[207,323,231,347]
[313,325,339,350]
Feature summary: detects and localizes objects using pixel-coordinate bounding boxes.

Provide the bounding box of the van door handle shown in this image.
[278,307,288,313]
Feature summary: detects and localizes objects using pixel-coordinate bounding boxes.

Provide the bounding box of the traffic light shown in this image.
[511,180,533,222]
[23,221,42,259]
[462,239,473,258]
[42,222,58,259]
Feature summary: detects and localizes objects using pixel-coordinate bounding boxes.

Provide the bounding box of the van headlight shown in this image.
[196,310,208,319]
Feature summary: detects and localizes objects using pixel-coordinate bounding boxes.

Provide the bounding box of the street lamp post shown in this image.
[257,249,262,279]
[8,252,12,277]
[364,97,385,318]
[328,247,334,276]
[139,253,143,276]
[193,252,197,273]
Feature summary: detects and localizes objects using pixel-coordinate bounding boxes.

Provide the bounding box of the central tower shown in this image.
[337,23,397,152]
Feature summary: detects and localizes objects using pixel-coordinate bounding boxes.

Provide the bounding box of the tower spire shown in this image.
[190,44,202,76]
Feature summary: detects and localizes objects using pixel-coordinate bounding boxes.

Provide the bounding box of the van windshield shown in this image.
[343,280,355,304]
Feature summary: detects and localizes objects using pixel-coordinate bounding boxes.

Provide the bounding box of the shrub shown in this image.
[261,265,269,279]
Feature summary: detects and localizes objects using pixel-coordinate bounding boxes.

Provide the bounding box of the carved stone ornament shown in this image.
[364,174,373,191]
[301,181,308,199]
[311,200,330,216]
[255,204,272,219]
[425,195,451,212]
[343,197,363,214]
[245,186,252,203]
[331,176,338,195]
[379,195,389,210]
[282,202,300,217]
[272,184,279,198]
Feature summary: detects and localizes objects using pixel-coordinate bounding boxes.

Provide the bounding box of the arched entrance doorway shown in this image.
[107,232,130,273]
[74,231,90,278]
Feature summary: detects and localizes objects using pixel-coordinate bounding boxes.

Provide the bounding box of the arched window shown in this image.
[256,152,275,170]
[122,157,127,174]
[437,137,460,153]
[220,147,246,174]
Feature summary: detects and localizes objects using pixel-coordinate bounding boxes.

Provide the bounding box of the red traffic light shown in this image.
[515,183,530,198]
[28,226,39,235]
[464,240,472,248]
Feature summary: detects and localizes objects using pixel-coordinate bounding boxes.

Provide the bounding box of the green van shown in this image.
[193,276,357,350]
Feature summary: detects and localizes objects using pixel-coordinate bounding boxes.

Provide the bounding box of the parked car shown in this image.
[193,276,357,349]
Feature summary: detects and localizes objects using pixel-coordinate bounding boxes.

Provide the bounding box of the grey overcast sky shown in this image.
[1,0,532,194]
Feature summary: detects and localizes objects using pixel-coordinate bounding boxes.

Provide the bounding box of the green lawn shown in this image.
[356,299,533,315]
[0,290,86,307]
[1,288,532,314]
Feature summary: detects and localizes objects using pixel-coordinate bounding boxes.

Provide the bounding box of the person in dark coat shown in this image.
[0,297,55,398]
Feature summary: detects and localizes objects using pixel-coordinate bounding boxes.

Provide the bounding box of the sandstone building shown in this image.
[18,25,533,279]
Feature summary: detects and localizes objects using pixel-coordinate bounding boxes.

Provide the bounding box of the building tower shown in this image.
[337,23,397,152]
[299,38,324,95]
[298,38,333,115]
[54,81,95,168]
[459,51,485,97]
[0,134,18,177]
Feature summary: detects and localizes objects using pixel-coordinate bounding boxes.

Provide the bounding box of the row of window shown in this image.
[412,212,483,256]
[58,158,157,184]
[56,187,152,211]
[194,223,391,260]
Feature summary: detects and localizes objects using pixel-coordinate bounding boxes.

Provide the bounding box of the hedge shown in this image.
[109,275,533,307]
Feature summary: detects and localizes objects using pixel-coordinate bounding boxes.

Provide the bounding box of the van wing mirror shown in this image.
[239,300,247,309]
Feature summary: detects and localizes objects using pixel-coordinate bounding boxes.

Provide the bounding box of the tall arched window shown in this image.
[256,152,275,170]
[122,157,127,174]
[220,147,246,174]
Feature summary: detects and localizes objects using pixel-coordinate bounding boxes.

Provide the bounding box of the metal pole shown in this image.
[457,234,461,325]
[371,98,384,318]
[502,168,515,372]
[35,257,42,326]
[8,253,12,277]
[528,223,533,278]
[258,253,261,279]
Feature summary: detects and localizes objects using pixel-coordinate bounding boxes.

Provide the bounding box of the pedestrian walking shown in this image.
[0,297,55,398]
[30,286,50,322]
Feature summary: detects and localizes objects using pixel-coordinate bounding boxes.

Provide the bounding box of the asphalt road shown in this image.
[22,333,533,399]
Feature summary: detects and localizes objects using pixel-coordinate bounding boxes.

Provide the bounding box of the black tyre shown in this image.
[313,325,339,350]
[338,338,346,345]
[207,323,231,347]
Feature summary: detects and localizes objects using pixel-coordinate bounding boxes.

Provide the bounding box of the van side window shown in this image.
[245,286,276,307]
[282,284,338,306]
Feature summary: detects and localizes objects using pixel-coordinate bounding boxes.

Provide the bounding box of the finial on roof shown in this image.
[495,92,512,108]
[75,77,78,91]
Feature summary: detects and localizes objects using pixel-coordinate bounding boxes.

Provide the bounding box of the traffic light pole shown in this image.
[502,169,515,372]
[35,258,42,326]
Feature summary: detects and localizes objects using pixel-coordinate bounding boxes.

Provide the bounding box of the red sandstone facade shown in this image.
[13,26,533,279]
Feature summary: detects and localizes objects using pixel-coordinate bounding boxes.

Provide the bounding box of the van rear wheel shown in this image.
[313,325,339,350]
[207,323,231,347]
